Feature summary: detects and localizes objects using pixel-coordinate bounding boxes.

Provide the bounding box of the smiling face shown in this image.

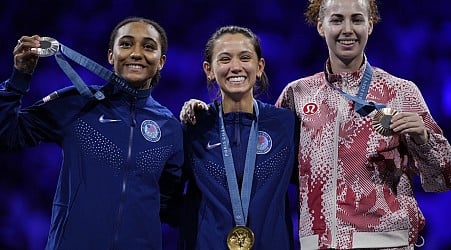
[203,33,265,103]
[108,21,166,89]
[317,0,373,72]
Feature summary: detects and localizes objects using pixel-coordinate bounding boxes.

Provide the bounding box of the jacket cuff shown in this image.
[7,68,32,95]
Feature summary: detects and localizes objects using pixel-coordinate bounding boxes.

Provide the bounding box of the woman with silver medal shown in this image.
[178,26,297,250]
[1,17,183,249]
[275,0,451,249]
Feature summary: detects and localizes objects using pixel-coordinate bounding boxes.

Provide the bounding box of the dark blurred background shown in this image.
[1,0,450,249]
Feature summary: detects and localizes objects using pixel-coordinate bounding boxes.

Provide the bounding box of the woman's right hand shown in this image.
[179,99,208,125]
[14,35,41,75]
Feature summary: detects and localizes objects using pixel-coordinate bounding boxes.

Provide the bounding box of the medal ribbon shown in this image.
[54,44,142,100]
[325,62,386,116]
[218,100,259,226]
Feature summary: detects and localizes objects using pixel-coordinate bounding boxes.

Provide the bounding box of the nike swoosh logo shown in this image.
[206,141,221,150]
[98,114,122,123]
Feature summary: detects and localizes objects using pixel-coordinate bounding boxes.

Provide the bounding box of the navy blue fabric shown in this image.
[180,100,297,250]
[0,69,184,250]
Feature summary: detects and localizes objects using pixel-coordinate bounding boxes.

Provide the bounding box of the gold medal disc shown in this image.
[31,37,59,57]
[227,226,255,250]
[372,108,398,136]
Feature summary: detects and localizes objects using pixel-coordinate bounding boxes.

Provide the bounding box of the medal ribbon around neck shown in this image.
[218,99,259,227]
[37,37,144,100]
[325,62,386,116]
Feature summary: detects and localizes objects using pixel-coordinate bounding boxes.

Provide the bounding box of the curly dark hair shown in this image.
[304,0,380,26]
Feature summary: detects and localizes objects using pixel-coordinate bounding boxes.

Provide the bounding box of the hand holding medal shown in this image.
[373,108,428,142]
[389,111,428,144]
[14,35,109,100]
[13,35,44,74]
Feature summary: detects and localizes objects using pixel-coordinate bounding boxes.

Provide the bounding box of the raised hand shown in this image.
[14,35,41,75]
[391,111,428,144]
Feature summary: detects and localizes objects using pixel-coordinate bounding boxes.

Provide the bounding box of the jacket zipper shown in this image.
[234,113,244,187]
[331,78,350,247]
[112,97,137,249]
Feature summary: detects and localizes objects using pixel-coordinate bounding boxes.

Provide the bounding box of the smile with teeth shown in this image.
[339,39,357,45]
[126,64,144,70]
[228,76,246,83]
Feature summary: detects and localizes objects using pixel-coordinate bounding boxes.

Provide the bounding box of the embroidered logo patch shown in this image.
[141,120,161,142]
[257,131,272,154]
[302,102,318,115]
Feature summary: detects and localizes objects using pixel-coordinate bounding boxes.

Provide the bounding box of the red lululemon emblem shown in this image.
[303,103,318,115]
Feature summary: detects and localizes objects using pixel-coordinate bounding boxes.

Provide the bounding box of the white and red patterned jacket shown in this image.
[276,59,451,250]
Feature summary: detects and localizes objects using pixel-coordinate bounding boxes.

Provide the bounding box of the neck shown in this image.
[329,54,365,74]
[129,79,152,90]
[221,93,254,114]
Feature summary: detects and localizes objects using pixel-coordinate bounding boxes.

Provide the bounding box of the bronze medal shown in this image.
[227,226,255,250]
[31,37,59,57]
[372,108,398,136]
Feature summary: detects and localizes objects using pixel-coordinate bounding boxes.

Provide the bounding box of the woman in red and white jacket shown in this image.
[276,0,451,249]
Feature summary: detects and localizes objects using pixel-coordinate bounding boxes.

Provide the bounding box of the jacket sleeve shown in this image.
[0,69,59,150]
[405,118,451,192]
[276,85,300,184]
[159,119,184,226]
[275,85,296,112]
[402,82,451,192]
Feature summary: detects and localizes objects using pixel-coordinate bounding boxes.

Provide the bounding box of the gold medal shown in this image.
[227,226,255,250]
[31,37,59,57]
[372,108,398,136]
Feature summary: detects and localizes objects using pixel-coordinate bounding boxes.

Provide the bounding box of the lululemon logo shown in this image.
[303,103,318,115]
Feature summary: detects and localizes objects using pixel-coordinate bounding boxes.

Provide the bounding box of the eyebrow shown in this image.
[119,35,157,43]
[330,12,365,17]
[217,50,254,56]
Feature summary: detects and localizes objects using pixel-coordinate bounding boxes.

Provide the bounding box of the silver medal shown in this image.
[31,37,59,57]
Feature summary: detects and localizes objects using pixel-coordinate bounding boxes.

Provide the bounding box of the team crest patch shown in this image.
[141,120,161,142]
[257,131,272,154]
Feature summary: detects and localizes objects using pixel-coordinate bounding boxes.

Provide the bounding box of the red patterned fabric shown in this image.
[276,58,451,249]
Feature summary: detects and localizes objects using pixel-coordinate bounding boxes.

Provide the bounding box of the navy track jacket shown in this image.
[180,100,297,250]
[0,69,183,250]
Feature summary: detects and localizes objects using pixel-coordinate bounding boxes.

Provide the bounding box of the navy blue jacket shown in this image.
[0,70,183,250]
[180,100,297,250]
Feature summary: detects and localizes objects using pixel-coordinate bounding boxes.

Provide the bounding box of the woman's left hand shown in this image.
[390,112,428,144]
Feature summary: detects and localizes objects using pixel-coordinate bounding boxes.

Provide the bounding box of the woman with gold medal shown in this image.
[181,0,451,249]
[178,26,298,249]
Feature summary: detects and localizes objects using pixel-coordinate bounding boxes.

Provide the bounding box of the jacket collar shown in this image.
[324,56,368,88]
[100,76,151,99]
